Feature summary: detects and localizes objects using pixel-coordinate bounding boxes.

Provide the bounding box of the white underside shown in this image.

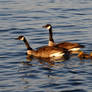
[69,48,80,51]
[50,52,64,57]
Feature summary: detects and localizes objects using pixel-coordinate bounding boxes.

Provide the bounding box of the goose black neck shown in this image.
[49,27,54,42]
[23,38,33,50]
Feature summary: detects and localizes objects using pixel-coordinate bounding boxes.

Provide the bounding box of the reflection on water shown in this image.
[0,0,92,92]
[26,55,68,66]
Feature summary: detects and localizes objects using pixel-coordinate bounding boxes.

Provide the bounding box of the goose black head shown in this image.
[16,35,25,40]
[42,24,52,30]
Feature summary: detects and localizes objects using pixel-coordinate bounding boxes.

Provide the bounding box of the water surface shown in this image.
[0,0,92,92]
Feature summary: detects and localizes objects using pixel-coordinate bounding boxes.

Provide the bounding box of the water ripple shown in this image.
[61,89,87,92]
[0,0,92,92]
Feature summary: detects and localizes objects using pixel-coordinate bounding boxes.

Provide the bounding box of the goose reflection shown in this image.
[26,54,69,67]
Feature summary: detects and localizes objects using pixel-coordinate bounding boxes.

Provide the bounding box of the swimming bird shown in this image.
[78,51,92,60]
[16,35,70,59]
[42,24,85,54]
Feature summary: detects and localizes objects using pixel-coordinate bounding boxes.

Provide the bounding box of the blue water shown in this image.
[0,0,92,92]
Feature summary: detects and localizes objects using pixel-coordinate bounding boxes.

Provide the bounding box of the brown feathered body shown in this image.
[55,41,84,51]
[17,36,69,59]
[27,46,68,59]
[43,24,85,54]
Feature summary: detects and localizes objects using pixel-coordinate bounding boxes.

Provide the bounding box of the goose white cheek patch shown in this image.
[20,37,24,40]
[47,26,51,30]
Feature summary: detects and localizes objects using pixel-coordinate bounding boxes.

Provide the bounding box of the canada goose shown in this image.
[78,51,92,59]
[90,52,92,59]
[16,35,70,59]
[43,24,85,53]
